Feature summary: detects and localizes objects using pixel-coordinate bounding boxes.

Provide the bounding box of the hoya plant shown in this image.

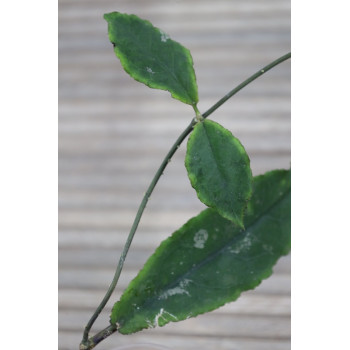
[79,12,291,350]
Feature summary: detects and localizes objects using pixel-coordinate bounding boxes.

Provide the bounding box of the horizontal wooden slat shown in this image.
[58,137,290,156]
[58,96,290,115]
[59,289,290,316]
[59,330,290,350]
[59,309,290,338]
[58,268,290,295]
[61,312,291,340]
[59,113,290,133]
[58,247,290,272]
[59,209,202,230]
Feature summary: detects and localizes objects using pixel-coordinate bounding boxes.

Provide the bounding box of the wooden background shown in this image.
[58,0,291,349]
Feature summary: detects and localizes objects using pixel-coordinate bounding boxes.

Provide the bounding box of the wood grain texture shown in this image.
[58,0,290,349]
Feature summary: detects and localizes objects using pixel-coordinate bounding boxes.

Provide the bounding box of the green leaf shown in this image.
[110,169,291,334]
[104,12,198,106]
[185,119,252,228]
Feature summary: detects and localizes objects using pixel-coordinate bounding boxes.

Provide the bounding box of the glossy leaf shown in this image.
[104,12,198,106]
[110,169,291,334]
[185,119,252,228]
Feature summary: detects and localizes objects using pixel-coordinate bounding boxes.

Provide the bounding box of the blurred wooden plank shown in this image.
[58,248,290,272]
[58,0,290,17]
[59,289,290,316]
[58,268,290,295]
[58,95,290,113]
[58,153,290,174]
[59,210,202,230]
[58,112,290,134]
[59,330,291,350]
[58,135,290,155]
[59,229,182,249]
[59,309,290,338]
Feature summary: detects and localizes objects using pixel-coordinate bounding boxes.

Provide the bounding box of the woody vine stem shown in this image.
[80,52,291,350]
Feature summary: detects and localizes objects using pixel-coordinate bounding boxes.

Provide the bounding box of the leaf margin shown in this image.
[185,119,253,228]
[104,11,199,106]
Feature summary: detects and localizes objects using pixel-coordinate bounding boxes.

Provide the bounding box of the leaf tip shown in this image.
[103,11,115,22]
[237,220,245,230]
[229,213,245,230]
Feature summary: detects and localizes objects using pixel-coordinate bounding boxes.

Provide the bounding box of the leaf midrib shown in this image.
[202,121,231,192]
[187,189,290,280]
[133,186,290,314]
[114,21,194,103]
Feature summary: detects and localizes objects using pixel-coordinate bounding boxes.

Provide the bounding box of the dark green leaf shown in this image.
[185,119,252,228]
[104,12,198,106]
[110,169,291,334]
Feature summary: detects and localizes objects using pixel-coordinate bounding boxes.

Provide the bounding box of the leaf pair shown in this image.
[105,12,253,228]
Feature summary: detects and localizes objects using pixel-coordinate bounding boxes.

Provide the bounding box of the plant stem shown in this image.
[80,51,291,349]
[202,52,291,118]
[81,120,196,346]
[80,325,118,350]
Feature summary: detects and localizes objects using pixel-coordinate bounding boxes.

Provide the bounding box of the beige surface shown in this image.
[58,1,291,349]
